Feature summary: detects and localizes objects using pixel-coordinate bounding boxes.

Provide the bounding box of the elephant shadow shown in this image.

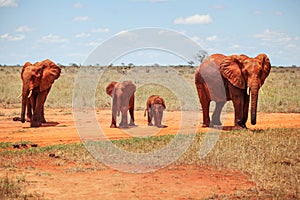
[210,125,244,131]
[23,121,59,128]
[41,121,60,127]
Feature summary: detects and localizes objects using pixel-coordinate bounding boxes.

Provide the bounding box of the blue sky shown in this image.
[0,0,299,66]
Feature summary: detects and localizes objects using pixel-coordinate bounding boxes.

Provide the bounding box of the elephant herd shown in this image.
[105,81,166,128]
[13,53,271,129]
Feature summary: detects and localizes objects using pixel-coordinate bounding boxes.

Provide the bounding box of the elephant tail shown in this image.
[144,109,147,117]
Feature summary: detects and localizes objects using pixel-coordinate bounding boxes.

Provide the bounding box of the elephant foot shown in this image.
[30,122,41,127]
[148,122,153,126]
[119,124,129,129]
[41,119,47,123]
[202,123,210,128]
[129,122,136,126]
[211,120,222,126]
[110,124,117,128]
[237,121,247,129]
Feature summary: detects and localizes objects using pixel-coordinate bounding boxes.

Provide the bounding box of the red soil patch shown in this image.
[1,108,299,199]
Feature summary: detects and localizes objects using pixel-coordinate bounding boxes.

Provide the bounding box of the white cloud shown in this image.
[212,4,224,10]
[73,16,89,22]
[0,0,18,7]
[85,41,100,47]
[0,33,24,41]
[39,34,68,44]
[254,29,291,43]
[75,32,90,38]
[15,25,34,32]
[91,28,109,33]
[274,11,283,16]
[73,2,83,8]
[206,35,217,41]
[174,14,212,25]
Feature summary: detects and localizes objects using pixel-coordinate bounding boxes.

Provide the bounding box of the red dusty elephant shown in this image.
[13,59,61,127]
[106,80,136,128]
[195,53,271,128]
[144,95,166,128]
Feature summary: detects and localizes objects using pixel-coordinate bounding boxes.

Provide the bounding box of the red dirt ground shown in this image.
[1,108,299,199]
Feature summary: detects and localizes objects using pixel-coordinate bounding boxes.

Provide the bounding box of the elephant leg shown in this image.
[119,106,129,128]
[128,95,135,126]
[110,114,117,128]
[31,92,47,127]
[110,106,117,128]
[40,106,46,123]
[110,96,118,128]
[40,89,50,123]
[228,85,245,128]
[196,84,211,127]
[26,98,33,122]
[211,101,225,126]
[148,109,153,126]
[231,95,245,128]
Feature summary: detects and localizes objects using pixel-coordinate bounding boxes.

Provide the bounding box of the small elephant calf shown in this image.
[144,95,166,128]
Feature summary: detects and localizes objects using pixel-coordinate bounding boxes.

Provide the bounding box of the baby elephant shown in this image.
[144,95,166,128]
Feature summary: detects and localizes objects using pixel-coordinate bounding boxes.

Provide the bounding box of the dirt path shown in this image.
[0,108,299,145]
[1,108,299,199]
[5,163,253,199]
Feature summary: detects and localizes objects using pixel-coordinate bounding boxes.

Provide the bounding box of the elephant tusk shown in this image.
[28,90,33,98]
[247,87,250,96]
[260,87,265,95]
[17,92,22,98]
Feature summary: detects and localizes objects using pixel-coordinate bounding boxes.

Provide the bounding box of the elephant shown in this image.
[106,80,136,128]
[195,53,271,128]
[144,95,166,128]
[13,59,61,127]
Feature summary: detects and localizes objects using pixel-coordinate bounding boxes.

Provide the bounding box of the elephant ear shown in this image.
[255,54,271,85]
[160,97,166,109]
[21,62,32,78]
[106,81,117,97]
[40,59,61,92]
[220,55,246,89]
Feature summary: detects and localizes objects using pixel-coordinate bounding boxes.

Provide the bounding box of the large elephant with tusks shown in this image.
[195,53,271,129]
[13,59,61,127]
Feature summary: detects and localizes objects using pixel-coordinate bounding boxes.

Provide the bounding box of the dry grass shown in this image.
[0,66,299,112]
[0,128,299,198]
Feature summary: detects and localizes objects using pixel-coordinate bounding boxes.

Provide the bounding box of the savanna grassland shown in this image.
[0,65,299,199]
[0,65,300,112]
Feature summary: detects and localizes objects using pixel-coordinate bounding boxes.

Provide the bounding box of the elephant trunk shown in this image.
[116,95,121,117]
[250,86,259,125]
[153,104,163,127]
[154,111,161,126]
